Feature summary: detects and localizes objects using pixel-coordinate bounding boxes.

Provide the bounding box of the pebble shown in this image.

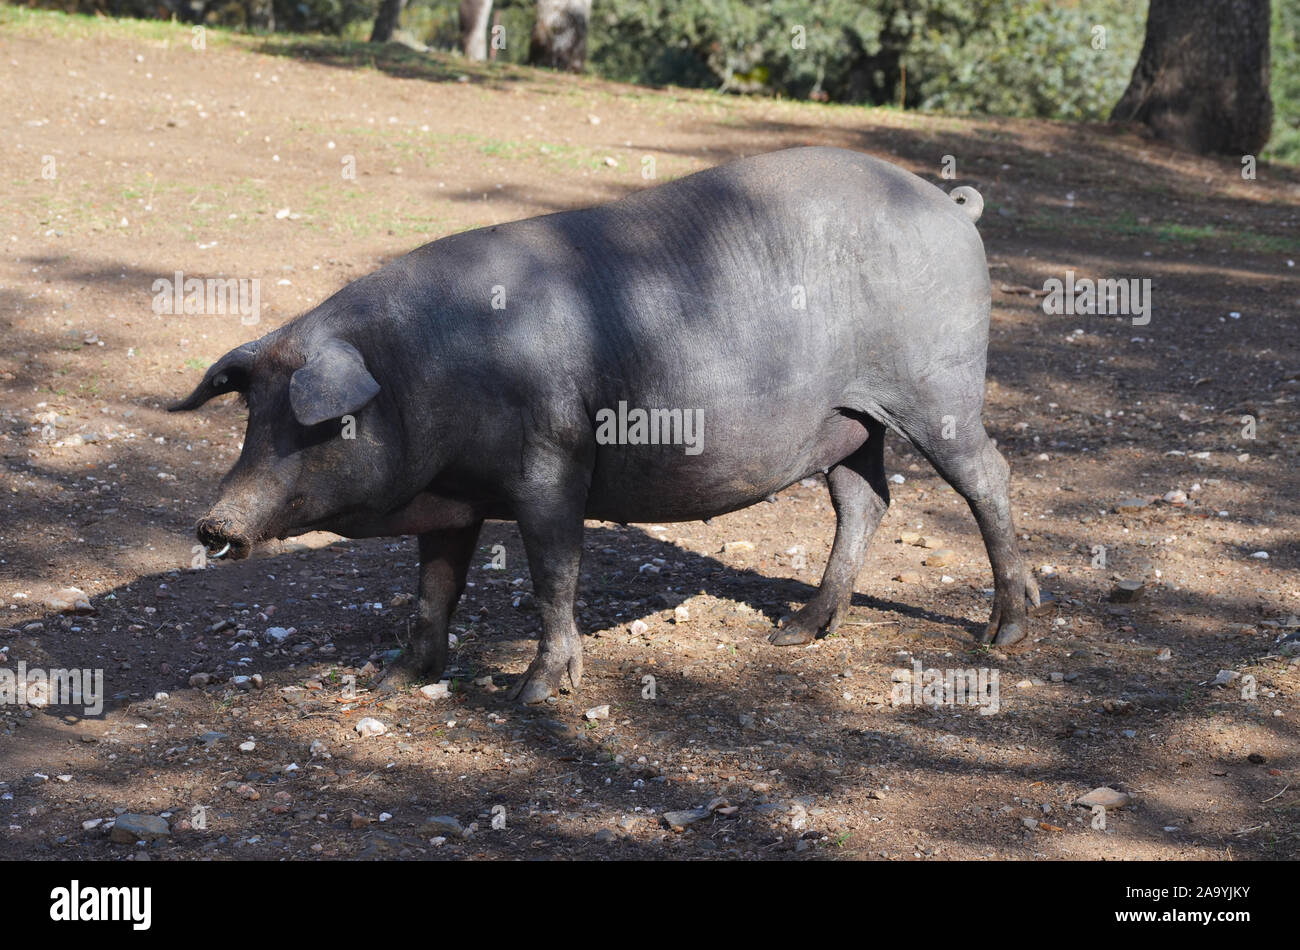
[673,605,690,623]
[419,682,452,701]
[45,587,92,613]
[629,619,649,636]
[355,717,386,737]
[584,705,610,721]
[1109,580,1145,603]
[1115,497,1149,513]
[1209,670,1240,687]
[923,549,957,568]
[1076,787,1131,809]
[893,571,922,584]
[238,741,256,753]
[109,813,170,843]
[722,540,754,554]
[662,807,712,831]
[420,816,464,838]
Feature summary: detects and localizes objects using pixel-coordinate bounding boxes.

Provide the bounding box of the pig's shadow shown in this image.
[459,518,985,656]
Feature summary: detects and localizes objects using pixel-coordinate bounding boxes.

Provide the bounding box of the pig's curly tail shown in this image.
[948,186,984,223]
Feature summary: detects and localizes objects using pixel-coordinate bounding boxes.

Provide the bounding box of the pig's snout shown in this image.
[196,515,253,561]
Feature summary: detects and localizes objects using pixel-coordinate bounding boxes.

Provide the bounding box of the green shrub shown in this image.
[1267,0,1300,164]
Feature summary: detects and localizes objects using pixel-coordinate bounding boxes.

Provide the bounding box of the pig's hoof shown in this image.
[769,624,816,646]
[981,607,1029,647]
[992,621,1025,646]
[376,654,442,693]
[508,651,582,705]
[769,602,843,646]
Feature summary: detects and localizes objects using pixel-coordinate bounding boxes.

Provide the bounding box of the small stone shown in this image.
[536,719,579,741]
[1162,490,1188,506]
[893,571,922,584]
[592,828,617,843]
[1249,551,1269,560]
[1209,669,1240,687]
[673,605,690,623]
[45,587,92,614]
[584,704,610,721]
[189,673,212,688]
[629,619,649,636]
[1076,787,1131,809]
[355,717,386,738]
[420,815,464,838]
[662,807,712,831]
[109,813,170,843]
[265,626,291,641]
[419,681,452,701]
[1110,580,1145,603]
[899,531,921,545]
[1115,497,1149,513]
[238,740,256,753]
[923,549,957,568]
[722,540,755,554]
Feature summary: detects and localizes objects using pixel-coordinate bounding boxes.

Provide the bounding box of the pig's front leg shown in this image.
[506,464,588,705]
[379,522,483,689]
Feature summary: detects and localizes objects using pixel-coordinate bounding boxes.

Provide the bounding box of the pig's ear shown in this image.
[289,339,380,427]
[168,342,258,412]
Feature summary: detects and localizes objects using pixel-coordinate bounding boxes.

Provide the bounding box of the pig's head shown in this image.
[169,331,393,560]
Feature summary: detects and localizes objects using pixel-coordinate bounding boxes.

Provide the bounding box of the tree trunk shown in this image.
[370,0,407,44]
[459,0,494,62]
[1111,0,1272,155]
[529,0,592,72]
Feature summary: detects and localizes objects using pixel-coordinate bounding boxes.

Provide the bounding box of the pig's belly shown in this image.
[583,411,871,523]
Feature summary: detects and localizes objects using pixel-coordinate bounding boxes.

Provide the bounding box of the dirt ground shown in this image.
[1,10,1298,861]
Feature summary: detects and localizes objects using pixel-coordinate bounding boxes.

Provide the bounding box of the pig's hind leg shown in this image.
[770,418,889,646]
[904,410,1039,646]
[379,522,483,689]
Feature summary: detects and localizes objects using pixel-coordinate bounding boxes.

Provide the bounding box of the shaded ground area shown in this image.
[1,9,1298,860]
